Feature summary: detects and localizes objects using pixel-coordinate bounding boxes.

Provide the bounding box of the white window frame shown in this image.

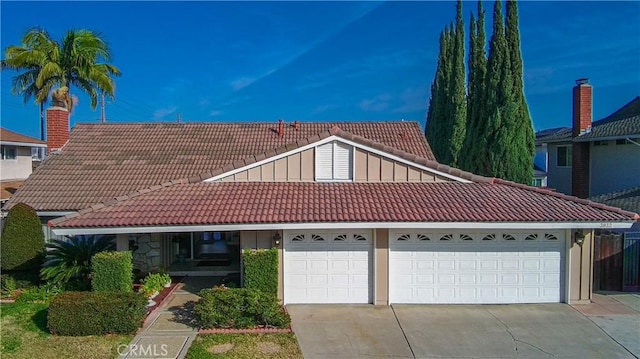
[315,141,354,182]
[556,145,571,168]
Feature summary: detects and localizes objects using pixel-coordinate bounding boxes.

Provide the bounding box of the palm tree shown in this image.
[1,27,121,139]
[40,235,115,290]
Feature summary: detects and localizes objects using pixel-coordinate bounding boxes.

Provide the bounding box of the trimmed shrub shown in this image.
[47,291,147,336]
[195,286,290,329]
[91,251,133,292]
[1,203,44,271]
[242,248,278,296]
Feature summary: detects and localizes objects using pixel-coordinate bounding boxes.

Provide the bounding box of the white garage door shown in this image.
[284,230,372,304]
[390,231,565,304]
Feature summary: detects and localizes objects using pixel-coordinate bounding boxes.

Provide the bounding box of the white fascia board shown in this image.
[203,135,472,183]
[52,220,635,236]
[0,141,47,148]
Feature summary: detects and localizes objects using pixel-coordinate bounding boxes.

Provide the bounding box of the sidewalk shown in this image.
[119,277,221,359]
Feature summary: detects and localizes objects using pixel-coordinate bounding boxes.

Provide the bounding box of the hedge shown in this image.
[1,203,44,271]
[242,248,278,296]
[91,251,133,292]
[195,286,290,329]
[47,291,147,335]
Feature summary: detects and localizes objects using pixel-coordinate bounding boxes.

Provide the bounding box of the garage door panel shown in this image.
[284,231,372,304]
[390,231,565,304]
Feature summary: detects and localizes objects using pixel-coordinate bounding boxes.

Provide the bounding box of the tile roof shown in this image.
[1,128,46,146]
[50,181,638,229]
[590,186,640,216]
[536,97,640,143]
[7,121,433,211]
[535,127,572,143]
[577,97,640,140]
[1,181,24,201]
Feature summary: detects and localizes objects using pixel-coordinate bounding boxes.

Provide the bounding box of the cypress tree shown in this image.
[505,0,535,184]
[475,0,511,177]
[445,0,467,167]
[426,27,453,162]
[461,0,487,173]
[425,2,465,167]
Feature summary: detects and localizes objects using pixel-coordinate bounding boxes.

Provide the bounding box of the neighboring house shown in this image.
[536,79,640,198]
[4,106,638,306]
[0,128,47,205]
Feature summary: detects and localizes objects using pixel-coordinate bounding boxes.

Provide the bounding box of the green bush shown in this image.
[47,291,147,336]
[195,286,290,329]
[91,251,133,292]
[1,203,44,271]
[242,248,278,296]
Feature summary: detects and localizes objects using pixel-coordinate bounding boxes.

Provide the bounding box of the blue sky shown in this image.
[1,1,639,140]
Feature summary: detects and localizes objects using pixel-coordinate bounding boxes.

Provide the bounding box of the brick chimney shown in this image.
[573,78,592,136]
[571,78,592,198]
[46,106,70,154]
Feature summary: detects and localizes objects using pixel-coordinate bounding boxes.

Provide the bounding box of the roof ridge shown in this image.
[493,178,640,220]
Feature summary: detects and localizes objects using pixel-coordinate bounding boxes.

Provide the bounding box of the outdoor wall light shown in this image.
[574,229,586,246]
[272,232,282,247]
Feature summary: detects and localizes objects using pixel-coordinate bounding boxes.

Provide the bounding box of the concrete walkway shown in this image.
[572,292,640,358]
[119,277,221,359]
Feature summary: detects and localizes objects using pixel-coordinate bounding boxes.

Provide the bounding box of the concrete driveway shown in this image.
[288,303,636,359]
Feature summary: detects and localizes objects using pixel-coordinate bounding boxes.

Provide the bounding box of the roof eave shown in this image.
[51,220,638,236]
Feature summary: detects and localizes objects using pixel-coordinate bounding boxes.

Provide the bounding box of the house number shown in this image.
[599,223,612,228]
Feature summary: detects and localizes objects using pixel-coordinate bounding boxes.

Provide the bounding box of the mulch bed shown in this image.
[199,327,292,334]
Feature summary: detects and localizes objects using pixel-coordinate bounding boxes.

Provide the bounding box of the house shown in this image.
[0,128,47,205]
[535,79,640,198]
[536,81,640,292]
[4,105,638,306]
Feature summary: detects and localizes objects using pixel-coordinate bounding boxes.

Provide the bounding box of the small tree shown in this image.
[41,235,115,289]
[1,203,44,271]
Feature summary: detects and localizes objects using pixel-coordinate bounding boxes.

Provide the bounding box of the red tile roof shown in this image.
[50,182,638,229]
[1,181,24,201]
[1,128,46,145]
[8,121,433,211]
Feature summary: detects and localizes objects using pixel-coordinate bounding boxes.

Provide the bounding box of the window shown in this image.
[397,234,411,241]
[593,140,609,146]
[1,145,17,160]
[31,147,44,161]
[556,146,571,167]
[531,178,544,187]
[417,234,431,241]
[316,141,353,181]
[616,139,631,145]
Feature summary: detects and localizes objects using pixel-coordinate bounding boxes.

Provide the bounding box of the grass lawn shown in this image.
[187,333,303,359]
[1,302,132,359]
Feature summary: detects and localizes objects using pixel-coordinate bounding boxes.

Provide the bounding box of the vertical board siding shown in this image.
[217,147,451,183]
[623,232,640,292]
